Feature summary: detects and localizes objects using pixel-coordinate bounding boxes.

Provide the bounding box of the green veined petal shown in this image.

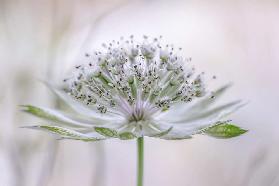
[203,123,248,138]
[60,135,105,142]
[21,105,92,127]
[118,132,137,140]
[94,127,137,139]
[23,125,102,141]
[94,127,118,137]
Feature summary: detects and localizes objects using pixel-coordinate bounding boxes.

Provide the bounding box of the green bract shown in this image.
[203,123,248,138]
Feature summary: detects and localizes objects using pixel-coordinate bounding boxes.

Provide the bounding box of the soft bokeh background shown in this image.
[1,0,279,186]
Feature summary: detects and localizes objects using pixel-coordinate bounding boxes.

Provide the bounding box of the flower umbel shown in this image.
[22,35,247,141]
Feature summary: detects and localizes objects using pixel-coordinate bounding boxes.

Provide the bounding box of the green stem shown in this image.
[137,137,144,186]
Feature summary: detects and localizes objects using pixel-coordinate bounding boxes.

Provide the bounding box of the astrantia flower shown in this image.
[22,35,247,186]
[22,35,247,141]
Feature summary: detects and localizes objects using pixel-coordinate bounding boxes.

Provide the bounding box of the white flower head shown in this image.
[22,35,247,141]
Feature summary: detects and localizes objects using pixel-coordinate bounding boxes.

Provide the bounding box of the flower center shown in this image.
[129,111,145,122]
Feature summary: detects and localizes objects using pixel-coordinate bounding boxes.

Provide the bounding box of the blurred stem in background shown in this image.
[91,141,106,186]
[35,1,67,185]
[36,140,59,186]
[7,141,25,186]
[35,1,130,186]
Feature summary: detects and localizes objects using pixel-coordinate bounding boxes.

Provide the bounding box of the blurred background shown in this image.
[0,0,279,186]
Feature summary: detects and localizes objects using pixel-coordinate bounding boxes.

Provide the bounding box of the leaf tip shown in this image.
[204,123,248,139]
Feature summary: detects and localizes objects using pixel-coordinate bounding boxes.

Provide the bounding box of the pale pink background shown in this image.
[0,0,279,186]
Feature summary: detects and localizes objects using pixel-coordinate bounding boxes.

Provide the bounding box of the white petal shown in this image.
[187,83,233,111]
[141,122,172,137]
[157,84,232,121]
[159,100,245,124]
[43,81,124,121]
[155,124,192,140]
[153,101,246,138]
[22,105,116,127]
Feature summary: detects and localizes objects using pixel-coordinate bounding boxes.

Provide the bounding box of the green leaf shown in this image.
[94,127,118,137]
[204,123,248,138]
[23,125,100,142]
[118,132,136,140]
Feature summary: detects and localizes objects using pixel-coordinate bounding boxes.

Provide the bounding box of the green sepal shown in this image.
[60,136,102,142]
[118,132,137,140]
[23,125,100,142]
[94,127,118,138]
[20,105,91,127]
[203,123,248,138]
[21,105,57,121]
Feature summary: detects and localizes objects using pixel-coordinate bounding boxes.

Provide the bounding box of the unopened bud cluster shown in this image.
[64,36,207,122]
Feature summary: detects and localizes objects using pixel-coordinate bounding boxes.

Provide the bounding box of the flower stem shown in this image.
[137,137,144,186]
